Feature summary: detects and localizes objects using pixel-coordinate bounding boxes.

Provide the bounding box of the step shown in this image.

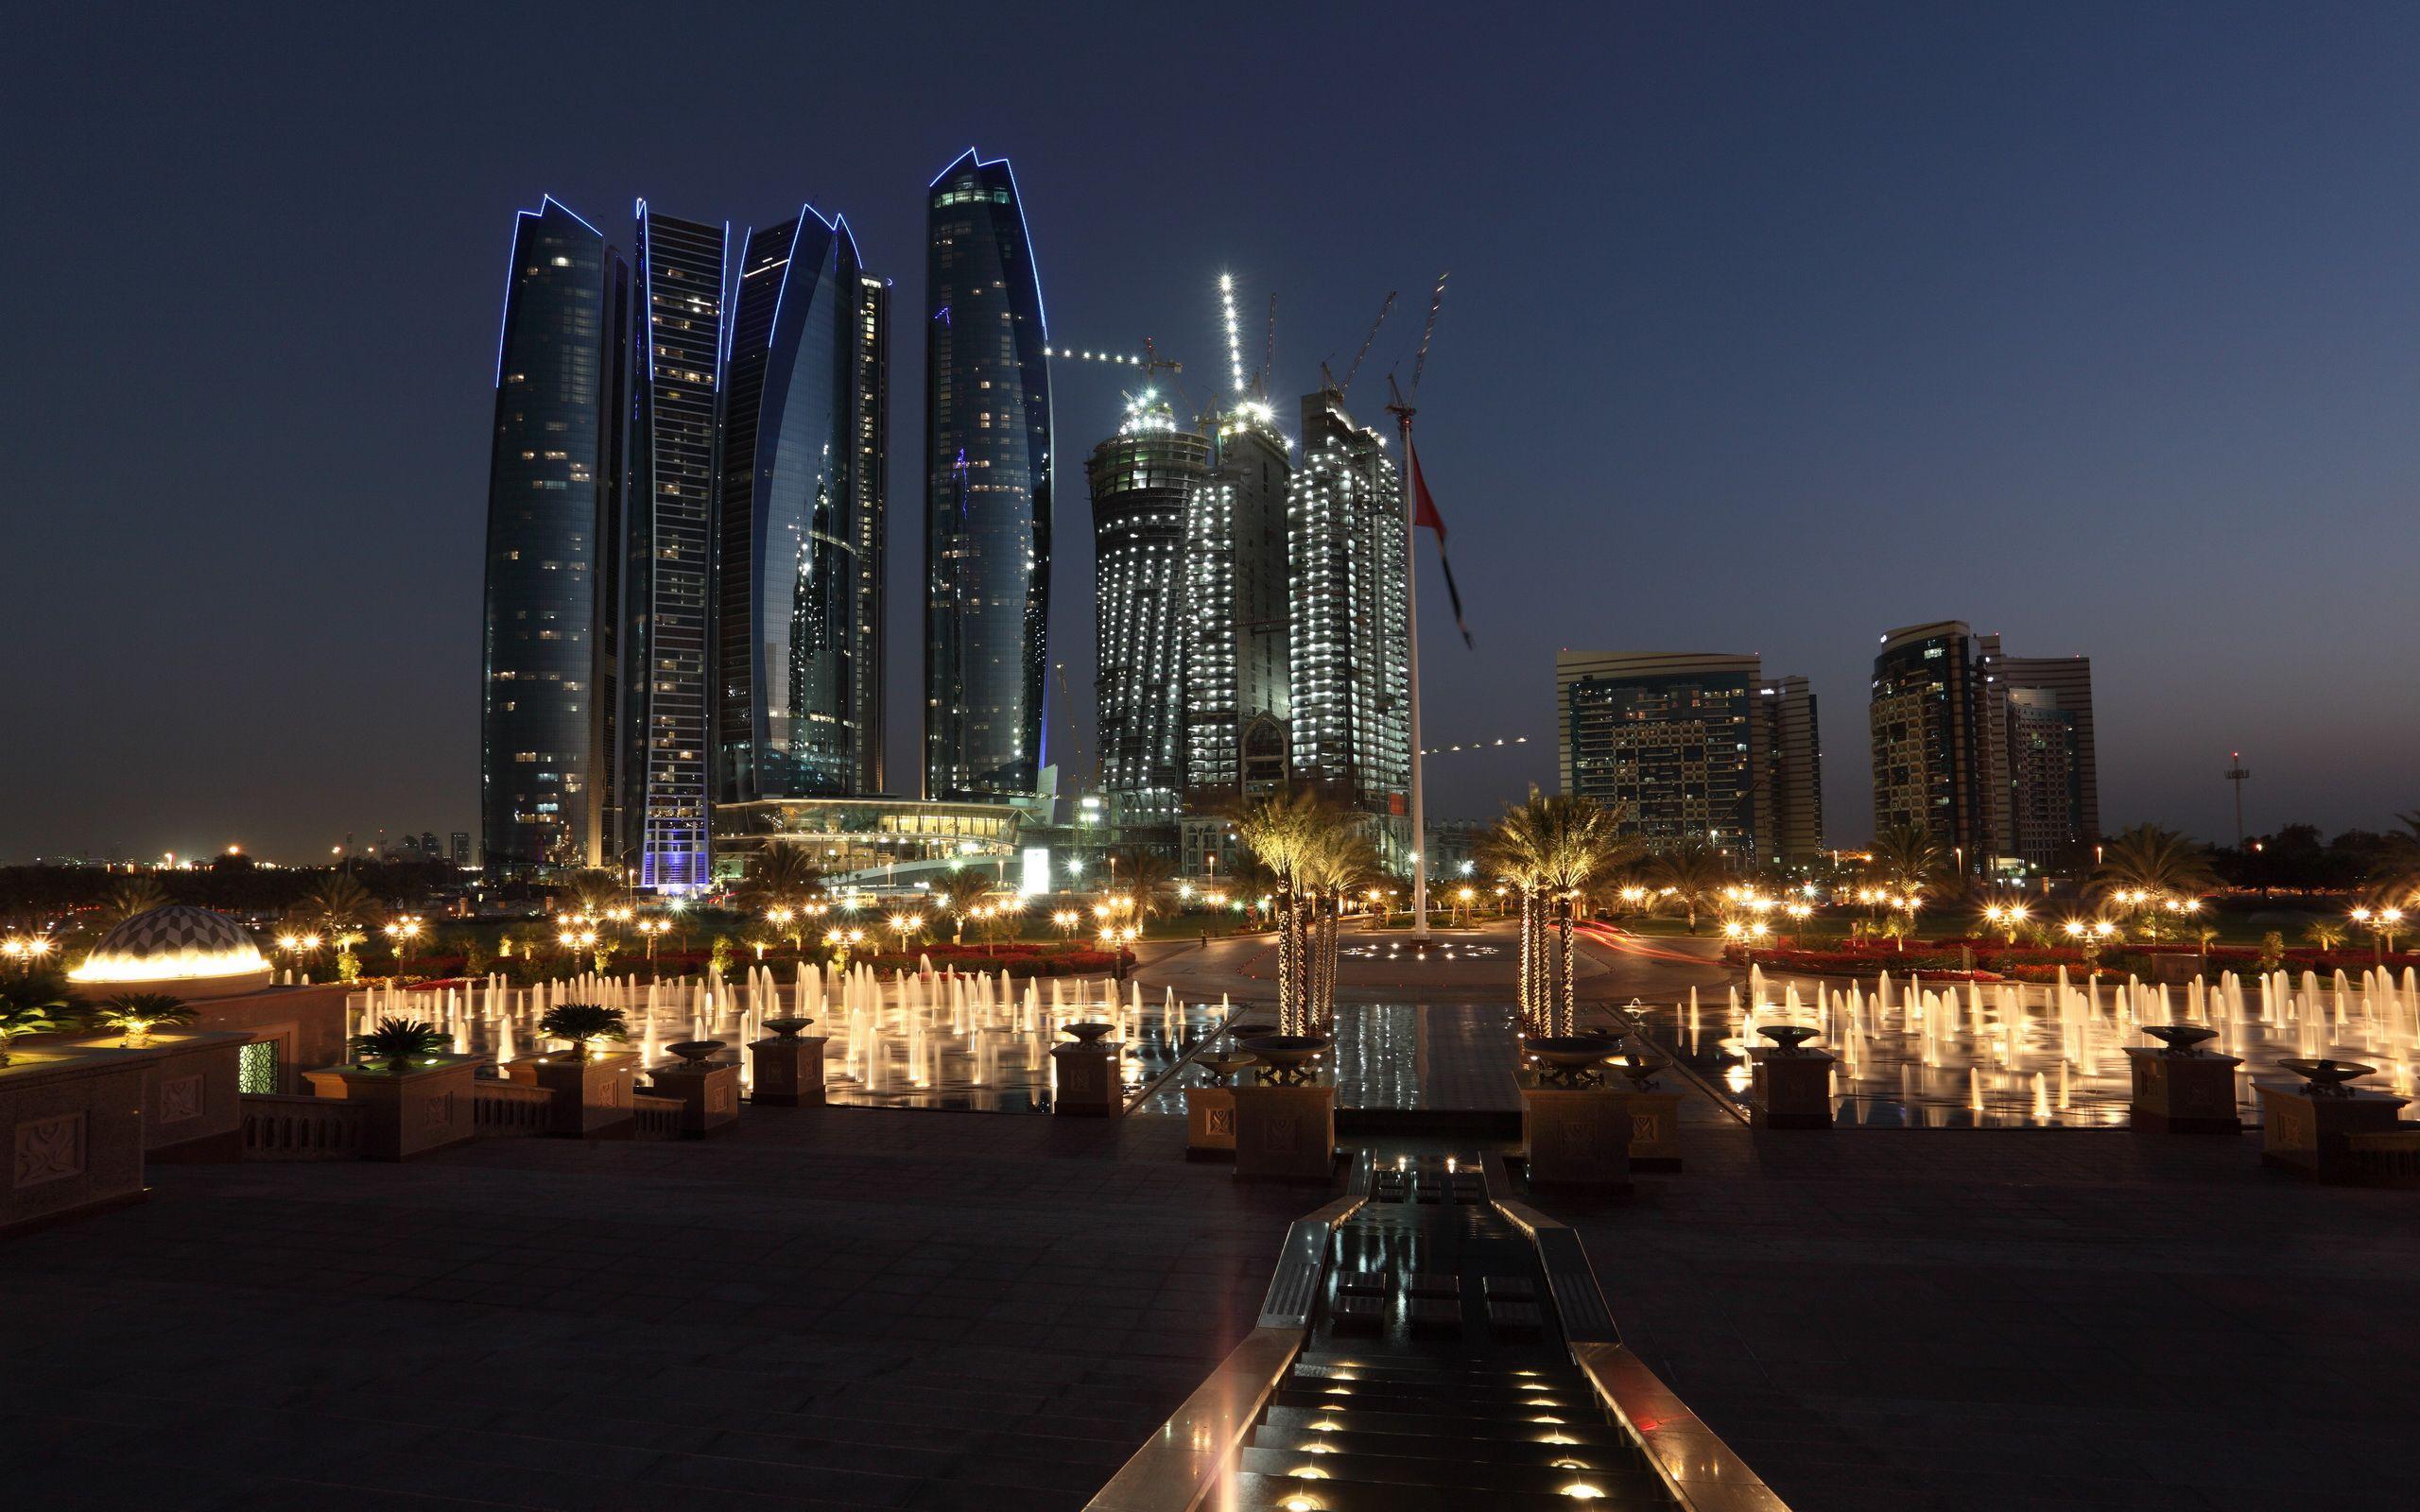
[1227,1469,1660,1511]
[1240,1444,1665,1501]
[1262,1403,1629,1449]
[1272,1382,1605,1418]
[1293,1356,1591,1391]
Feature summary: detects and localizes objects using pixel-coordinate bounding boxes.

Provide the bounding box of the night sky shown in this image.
[9,2,2417,865]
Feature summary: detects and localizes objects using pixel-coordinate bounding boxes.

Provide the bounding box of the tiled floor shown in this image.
[0,1110,1309,1511]
[1573,1124,2420,1512]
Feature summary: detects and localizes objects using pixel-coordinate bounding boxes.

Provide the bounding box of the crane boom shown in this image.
[1338,290,1396,399]
[1407,271,1448,403]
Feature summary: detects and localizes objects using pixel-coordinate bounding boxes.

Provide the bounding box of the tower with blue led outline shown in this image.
[923,149,1053,805]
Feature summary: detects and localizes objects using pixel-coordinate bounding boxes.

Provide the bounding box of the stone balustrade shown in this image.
[239,1094,366,1160]
[472,1080,555,1137]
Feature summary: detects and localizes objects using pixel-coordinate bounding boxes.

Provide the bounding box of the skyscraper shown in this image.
[1184,400,1293,811]
[479,198,631,875]
[1288,387,1408,850]
[1870,622,2097,875]
[1756,674,1824,865]
[1085,394,1208,827]
[1558,651,1767,863]
[1977,636,2098,871]
[1870,621,1985,862]
[623,205,726,891]
[716,207,887,816]
[925,149,1051,804]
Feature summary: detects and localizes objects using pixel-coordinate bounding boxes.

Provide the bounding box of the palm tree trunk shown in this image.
[1516,888,1535,1029]
[1559,906,1578,1037]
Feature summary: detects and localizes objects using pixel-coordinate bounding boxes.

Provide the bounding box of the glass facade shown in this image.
[1183,404,1292,809]
[1086,398,1208,826]
[1870,621,1981,854]
[1562,654,1763,861]
[717,210,886,810]
[479,198,629,873]
[626,206,725,890]
[925,150,1052,803]
[1287,389,1409,854]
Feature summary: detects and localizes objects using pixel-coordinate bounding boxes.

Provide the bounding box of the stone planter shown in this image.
[1619,1088,1685,1171]
[1049,1042,1120,1116]
[2123,1045,2243,1134]
[1,1044,153,1235]
[2256,1079,2410,1178]
[509,1052,638,1138]
[748,1034,828,1107]
[1750,1046,1836,1129]
[648,1061,742,1138]
[1521,1086,1632,1191]
[302,1054,483,1161]
[72,1030,251,1162]
[1231,1083,1336,1181]
[1184,1085,1236,1160]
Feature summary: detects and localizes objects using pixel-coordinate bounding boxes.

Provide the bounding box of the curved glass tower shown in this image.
[925,149,1052,802]
[479,198,630,874]
[717,209,887,806]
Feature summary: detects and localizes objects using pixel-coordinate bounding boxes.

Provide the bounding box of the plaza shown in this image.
[7,922,2416,1511]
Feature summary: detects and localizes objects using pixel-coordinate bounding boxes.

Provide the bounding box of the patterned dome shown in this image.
[71,904,270,986]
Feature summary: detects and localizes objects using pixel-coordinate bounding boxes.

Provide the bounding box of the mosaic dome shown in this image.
[70,904,271,990]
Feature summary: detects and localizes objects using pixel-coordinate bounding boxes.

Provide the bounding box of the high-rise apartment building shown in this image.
[716,208,887,816]
[1755,674,1824,865]
[1870,622,2097,874]
[1183,401,1293,811]
[1558,651,1768,863]
[1977,636,2097,871]
[1870,621,1986,863]
[1287,388,1408,849]
[925,149,1052,804]
[479,198,631,875]
[1085,394,1208,827]
[622,205,725,890]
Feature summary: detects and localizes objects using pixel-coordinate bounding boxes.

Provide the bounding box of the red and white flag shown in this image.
[1409,437,1473,647]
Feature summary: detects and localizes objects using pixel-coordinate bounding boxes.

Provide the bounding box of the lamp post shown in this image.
[383,916,422,980]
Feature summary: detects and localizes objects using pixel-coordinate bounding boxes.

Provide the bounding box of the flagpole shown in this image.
[1401,412,1428,942]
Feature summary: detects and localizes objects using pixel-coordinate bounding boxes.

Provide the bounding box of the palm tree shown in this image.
[1235,788,1358,1035]
[1113,850,1178,926]
[1647,841,1734,935]
[2092,824,2219,941]
[0,969,71,1065]
[299,874,381,934]
[537,1002,629,1059]
[933,868,997,945]
[97,877,169,926]
[737,847,822,920]
[86,991,199,1048]
[351,1017,449,1071]
[1869,823,1952,901]
[563,868,624,918]
[1480,789,1632,1033]
[2302,919,2347,953]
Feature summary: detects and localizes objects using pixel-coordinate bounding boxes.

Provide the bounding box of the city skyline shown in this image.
[11,6,2420,863]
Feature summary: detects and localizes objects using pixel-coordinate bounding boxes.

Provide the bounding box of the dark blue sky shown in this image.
[8,1,2415,863]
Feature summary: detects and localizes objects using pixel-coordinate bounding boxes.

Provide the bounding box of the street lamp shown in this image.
[383,916,423,979]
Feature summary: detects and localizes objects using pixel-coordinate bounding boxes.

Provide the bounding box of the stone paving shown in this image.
[1571,1124,2420,1512]
[0,1109,1308,1511]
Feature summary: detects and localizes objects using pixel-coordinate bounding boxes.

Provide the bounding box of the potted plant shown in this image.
[352,1016,450,1071]
[303,1017,482,1160]
[536,1003,629,1061]
[523,1003,636,1137]
[87,991,199,1050]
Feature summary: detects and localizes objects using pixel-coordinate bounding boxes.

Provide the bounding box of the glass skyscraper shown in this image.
[1287,387,1409,853]
[924,149,1052,803]
[625,205,726,890]
[479,198,631,874]
[717,208,887,811]
[1183,401,1293,810]
[1085,395,1208,826]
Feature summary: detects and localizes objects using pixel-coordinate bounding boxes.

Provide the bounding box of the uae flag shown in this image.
[1408,436,1473,647]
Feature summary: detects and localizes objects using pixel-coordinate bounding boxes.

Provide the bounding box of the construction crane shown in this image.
[1385,271,1449,421]
[1320,290,1395,400]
